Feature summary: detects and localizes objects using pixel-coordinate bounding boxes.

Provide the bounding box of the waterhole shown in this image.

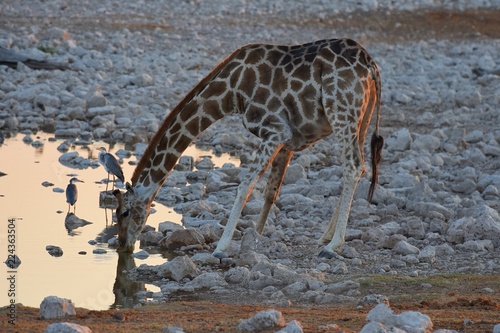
[0,132,237,310]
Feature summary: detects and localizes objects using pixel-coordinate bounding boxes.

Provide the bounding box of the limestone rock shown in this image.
[362,303,433,333]
[159,228,205,250]
[237,309,286,332]
[275,320,303,333]
[446,205,500,246]
[393,240,420,255]
[132,250,150,259]
[186,272,228,289]
[157,255,200,282]
[40,296,76,320]
[139,230,163,246]
[283,164,307,185]
[158,221,184,234]
[224,266,251,285]
[386,128,412,151]
[44,322,92,333]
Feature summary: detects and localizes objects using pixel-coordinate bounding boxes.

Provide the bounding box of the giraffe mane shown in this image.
[131,44,257,185]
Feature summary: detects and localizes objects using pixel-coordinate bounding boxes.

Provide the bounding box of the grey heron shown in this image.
[98,147,125,191]
[66,177,84,214]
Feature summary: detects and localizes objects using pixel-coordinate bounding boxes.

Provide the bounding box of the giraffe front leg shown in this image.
[213,142,286,258]
[213,181,252,258]
[255,147,293,234]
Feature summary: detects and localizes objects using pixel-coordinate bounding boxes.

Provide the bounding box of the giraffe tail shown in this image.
[368,65,383,203]
[368,132,383,202]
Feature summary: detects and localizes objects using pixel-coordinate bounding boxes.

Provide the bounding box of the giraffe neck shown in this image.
[130,48,245,201]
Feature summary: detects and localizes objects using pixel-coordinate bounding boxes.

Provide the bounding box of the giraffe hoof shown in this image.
[212,251,229,259]
[318,249,336,259]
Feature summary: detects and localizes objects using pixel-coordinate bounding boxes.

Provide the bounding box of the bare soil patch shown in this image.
[2,274,499,332]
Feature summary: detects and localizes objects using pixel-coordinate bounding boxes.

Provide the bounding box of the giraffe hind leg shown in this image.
[255,146,294,234]
[318,197,341,243]
[318,165,363,258]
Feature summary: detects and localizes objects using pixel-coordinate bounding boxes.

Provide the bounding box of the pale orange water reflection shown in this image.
[0,132,237,310]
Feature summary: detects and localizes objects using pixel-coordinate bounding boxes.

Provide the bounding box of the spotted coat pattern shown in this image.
[114,38,383,258]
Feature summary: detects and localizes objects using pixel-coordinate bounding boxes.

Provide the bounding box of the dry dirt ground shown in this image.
[2,275,500,332]
[1,8,500,333]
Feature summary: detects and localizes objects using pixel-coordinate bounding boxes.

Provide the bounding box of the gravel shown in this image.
[1,0,500,331]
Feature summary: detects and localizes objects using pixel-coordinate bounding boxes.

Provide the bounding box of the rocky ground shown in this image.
[1,0,500,332]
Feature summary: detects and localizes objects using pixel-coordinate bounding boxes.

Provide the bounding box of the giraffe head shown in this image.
[113,185,151,253]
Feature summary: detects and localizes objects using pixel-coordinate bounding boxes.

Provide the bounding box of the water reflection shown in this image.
[64,213,93,236]
[0,132,238,310]
[111,253,145,309]
[96,224,119,244]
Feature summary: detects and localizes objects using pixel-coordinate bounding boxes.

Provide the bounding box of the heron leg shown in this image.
[105,173,110,192]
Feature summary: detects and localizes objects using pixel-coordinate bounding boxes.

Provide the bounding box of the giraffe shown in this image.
[113,38,384,259]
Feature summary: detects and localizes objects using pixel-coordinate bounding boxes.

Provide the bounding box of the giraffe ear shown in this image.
[126,182,134,193]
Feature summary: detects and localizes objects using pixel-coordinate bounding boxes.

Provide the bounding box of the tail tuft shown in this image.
[368,133,384,203]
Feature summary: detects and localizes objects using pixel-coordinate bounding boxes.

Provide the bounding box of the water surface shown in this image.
[0,132,235,310]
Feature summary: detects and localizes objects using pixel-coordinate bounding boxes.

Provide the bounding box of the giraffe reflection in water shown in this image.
[111,253,145,309]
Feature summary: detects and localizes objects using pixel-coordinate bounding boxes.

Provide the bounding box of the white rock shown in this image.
[59,151,79,162]
[131,73,154,87]
[186,272,228,289]
[139,230,163,246]
[365,303,433,333]
[34,93,61,108]
[275,320,303,333]
[359,321,401,333]
[283,164,307,185]
[393,241,420,255]
[157,255,200,282]
[433,245,453,260]
[322,280,360,295]
[237,309,286,332]
[224,266,251,285]
[366,303,394,323]
[132,250,150,259]
[464,129,484,143]
[40,296,76,320]
[44,322,92,333]
[446,205,500,246]
[162,326,185,333]
[418,246,436,263]
[389,311,433,333]
[411,134,441,152]
[190,252,221,266]
[331,262,348,274]
[451,178,477,195]
[85,85,107,109]
[461,240,494,252]
[86,105,115,118]
[385,128,412,151]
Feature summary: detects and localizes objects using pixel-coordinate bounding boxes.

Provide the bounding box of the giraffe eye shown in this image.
[121,210,130,218]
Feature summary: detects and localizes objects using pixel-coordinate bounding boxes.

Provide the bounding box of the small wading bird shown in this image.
[98,147,125,191]
[66,177,84,214]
